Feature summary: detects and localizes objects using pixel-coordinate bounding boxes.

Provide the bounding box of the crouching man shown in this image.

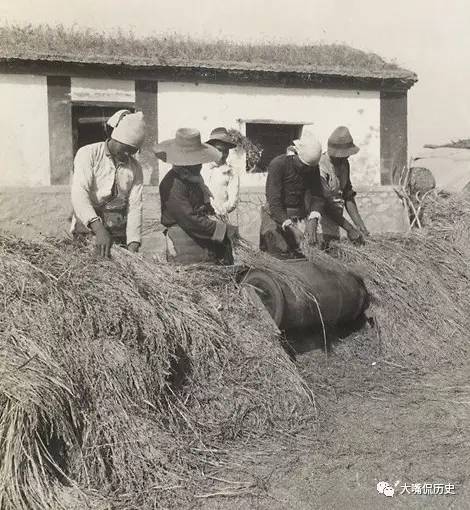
[156,128,238,265]
[260,131,325,259]
[318,126,369,247]
[71,112,146,257]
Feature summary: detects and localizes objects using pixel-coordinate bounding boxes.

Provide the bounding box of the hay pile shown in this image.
[309,192,470,367]
[0,235,314,510]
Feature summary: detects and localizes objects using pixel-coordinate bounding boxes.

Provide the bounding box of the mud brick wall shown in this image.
[0,185,409,255]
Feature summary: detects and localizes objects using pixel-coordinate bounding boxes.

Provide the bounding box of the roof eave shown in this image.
[0,57,418,90]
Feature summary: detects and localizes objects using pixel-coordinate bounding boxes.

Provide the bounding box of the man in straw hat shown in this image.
[318,126,369,247]
[200,127,240,219]
[71,111,146,258]
[156,128,239,265]
[260,129,325,259]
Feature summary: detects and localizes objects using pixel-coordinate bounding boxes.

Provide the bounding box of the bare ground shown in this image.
[188,334,470,510]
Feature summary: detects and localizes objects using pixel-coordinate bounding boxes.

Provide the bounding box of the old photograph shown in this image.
[0,0,469,508]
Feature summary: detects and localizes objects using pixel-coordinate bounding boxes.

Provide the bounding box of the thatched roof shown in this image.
[0,24,417,88]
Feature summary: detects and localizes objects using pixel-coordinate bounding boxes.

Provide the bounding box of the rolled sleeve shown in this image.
[304,167,325,216]
[126,162,144,245]
[71,147,98,227]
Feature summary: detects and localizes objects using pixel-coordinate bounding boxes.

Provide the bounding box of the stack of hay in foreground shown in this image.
[0,236,314,510]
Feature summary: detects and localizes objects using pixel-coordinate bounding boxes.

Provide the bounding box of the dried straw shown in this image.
[305,192,470,367]
[0,235,314,510]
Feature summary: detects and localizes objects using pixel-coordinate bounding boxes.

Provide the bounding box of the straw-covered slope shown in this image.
[1,192,469,509]
[0,237,314,510]
[308,193,470,367]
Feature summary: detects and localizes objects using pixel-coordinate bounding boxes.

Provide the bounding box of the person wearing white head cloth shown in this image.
[260,129,324,259]
[71,111,146,257]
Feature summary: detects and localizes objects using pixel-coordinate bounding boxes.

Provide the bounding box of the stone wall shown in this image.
[0,185,409,256]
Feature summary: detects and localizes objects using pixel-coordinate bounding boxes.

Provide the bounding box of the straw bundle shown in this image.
[0,235,314,510]
[307,193,470,367]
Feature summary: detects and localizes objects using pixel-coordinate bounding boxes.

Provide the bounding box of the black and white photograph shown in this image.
[0,0,469,508]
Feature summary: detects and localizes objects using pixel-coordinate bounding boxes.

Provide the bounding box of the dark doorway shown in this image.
[72,104,135,155]
[245,122,304,172]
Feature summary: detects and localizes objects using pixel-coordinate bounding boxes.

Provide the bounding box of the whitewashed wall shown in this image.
[0,74,50,187]
[157,82,381,187]
[71,77,135,103]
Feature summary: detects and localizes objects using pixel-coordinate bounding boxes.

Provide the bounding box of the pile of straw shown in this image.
[0,235,314,510]
[310,192,470,367]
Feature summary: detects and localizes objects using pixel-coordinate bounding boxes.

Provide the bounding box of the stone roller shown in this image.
[240,258,369,330]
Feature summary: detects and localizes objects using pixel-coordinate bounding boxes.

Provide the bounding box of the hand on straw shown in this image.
[347,226,365,246]
[90,221,112,258]
[304,218,319,247]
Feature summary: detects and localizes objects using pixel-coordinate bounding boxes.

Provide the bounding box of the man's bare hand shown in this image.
[91,221,112,258]
[347,226,365,246]
[304,218,318,247]
[127,242,140,253]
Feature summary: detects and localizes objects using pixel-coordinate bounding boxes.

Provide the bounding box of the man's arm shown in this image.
[343,171,369,235]
[71,146,99,226]
[71,146,113,257]
[319,168,362,236]
[304,166,326,216]
[126,161,144,250]
[265,158,288,225]
[166,178,227,242]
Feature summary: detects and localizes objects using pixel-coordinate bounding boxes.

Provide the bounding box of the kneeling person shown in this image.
[319,126,369,246]
[156,128,238,265]
[260,132,324,259]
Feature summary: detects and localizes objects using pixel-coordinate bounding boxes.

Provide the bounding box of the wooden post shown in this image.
[380,90,408,185]
[135,80,159,185]
[47,76,73,185]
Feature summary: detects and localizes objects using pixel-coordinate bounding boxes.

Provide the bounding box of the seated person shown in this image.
[155,128,238,265]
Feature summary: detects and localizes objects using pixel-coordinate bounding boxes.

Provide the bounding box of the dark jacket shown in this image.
[265,154,325,225]
[160,168,226,242]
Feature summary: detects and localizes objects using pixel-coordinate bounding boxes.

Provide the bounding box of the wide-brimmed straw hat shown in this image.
[206,127,236,149]
[327,126,360,158]
[154,128,221,165]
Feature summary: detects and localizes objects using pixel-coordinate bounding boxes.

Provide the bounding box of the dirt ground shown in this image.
[192,335,470,510]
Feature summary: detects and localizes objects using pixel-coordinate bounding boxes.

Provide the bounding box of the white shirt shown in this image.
[71,141,143,244]
[200,162,240,216]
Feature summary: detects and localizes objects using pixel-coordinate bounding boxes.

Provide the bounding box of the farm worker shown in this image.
[156,128,239,265]
[200,127,240,220]
[318,126,369,247]
[71,111,146,258]
[259,130,324,259]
